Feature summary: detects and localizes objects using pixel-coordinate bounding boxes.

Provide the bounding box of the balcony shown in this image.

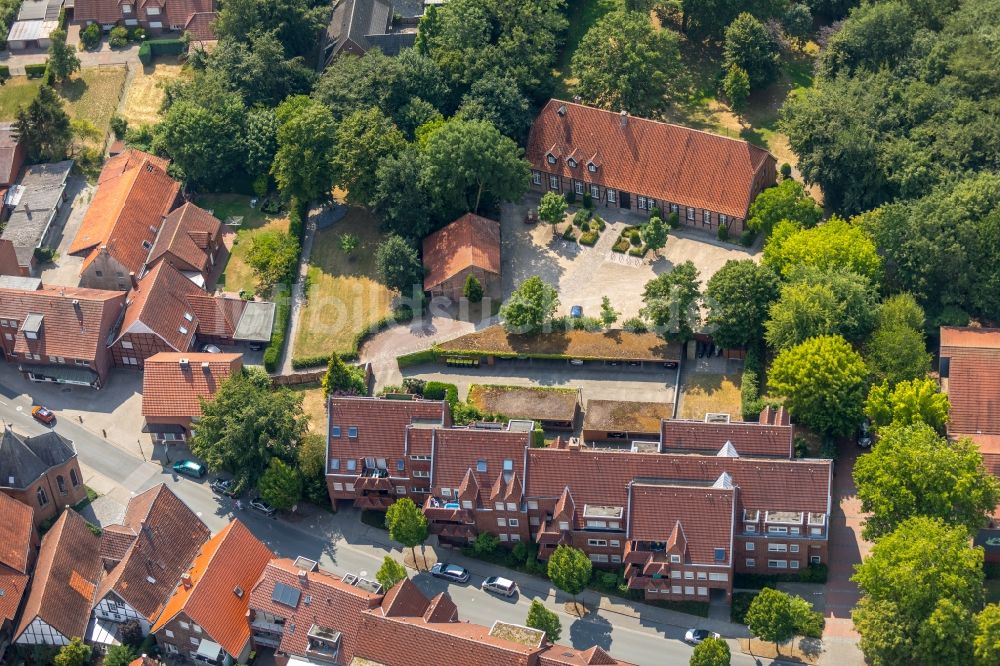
[536,520,573,546]
[305,625,341,664]
[251,632,281,649]
[356,470,393,492]
[354,495,393,510]
[423,496,474,523]
[429,522,476,539]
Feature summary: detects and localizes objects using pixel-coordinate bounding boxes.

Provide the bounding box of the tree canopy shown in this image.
[500,276,560,334]
[975,604,1000,666]
[258,457,302,510]
[16,85,72,164]
[747,179,822,234]
[376,556,408,591]
[723,13,779,88]
[331,107,407,207]
[246,230,299,291]
[864,377,949,432]
[538,192,568,225]
[763,217,881,282]
[323,353,367,397]
[690,636,731,666]
[272,96,337,203]
[745,588,796,652]
[641,261,702,342]
[865,293,931,387]
[526,599,562,643]
[192,367,308,493]
[47,28,80,83]
[385,498,429,564]
[705,259,780,350]
[547,545,592,601]
[375,235,424,296]
[54,638,91,666]
[768,335,868,437]
[572,10,685,116]
[853,422,999,540]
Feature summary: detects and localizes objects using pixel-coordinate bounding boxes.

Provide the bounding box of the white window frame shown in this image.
[532,171,542,185]
[810,555,821,564]
[590,184,600,199]
[499,533,509,542]
[497,517,507,527]
[165,629,174,638]
[768,543,787,552]
[441,488,451,497]
[768,526,788,534]
[146,5,160,14]
[790,544,800,553]
[791,560,800,569]
[511,533,521,542]
[575,181,584,195]
[684,571,694,580]
[768,560,788,569]
[686,207,695,221]
[121,340,133,349]
[527,500,538,510]
[607,189,616,204]
[549,175,559,190]
[558,521,570,531]
[587,539,607,547]
[509,518,519,527]
[746,558,756,567]
[670,554,681,564]
[637,196,647,210]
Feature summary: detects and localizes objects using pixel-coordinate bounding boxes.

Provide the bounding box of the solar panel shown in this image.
[272,582,301,607]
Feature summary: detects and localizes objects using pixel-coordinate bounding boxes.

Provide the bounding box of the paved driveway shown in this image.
[502,198,759,320]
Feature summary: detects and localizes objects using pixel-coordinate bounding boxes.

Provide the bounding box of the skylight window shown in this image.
[179,326,188,335]
[184,313,193,321]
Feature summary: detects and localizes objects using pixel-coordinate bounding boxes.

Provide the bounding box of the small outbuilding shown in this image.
[422,213,501,302]
[583,399,674,443]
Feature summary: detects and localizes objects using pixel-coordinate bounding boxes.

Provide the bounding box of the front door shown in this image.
[619,192,631,209]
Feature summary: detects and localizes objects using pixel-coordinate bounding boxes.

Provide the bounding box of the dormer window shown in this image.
[670,554,681,564]
[547,154,557,165]
[567,158,577,168]
[588,163,597,173]
[122,3,132,12]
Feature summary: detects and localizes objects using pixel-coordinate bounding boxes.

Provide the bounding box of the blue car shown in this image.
[172,459,206,478]
[570,305,583,318]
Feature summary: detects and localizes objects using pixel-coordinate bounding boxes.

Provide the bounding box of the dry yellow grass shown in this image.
[59,67,128,141]
[678,374,742,420]
[290,384,326,433]
[121,59,187,126]
[294,207,394,356]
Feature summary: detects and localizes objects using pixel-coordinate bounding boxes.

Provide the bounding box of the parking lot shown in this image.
[501,197,760,320]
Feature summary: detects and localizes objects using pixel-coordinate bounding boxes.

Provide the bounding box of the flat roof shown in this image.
[1,161,73,267]
[233,300,275,342]
[468,384,579,423]
[0,276,41,290]
[438,325,683,362]
[7,19,58,41]
[583,399,674,433]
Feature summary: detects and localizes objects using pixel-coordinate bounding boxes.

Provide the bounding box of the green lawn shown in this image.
[0,77,44,120]
[293,207,394,357]
[198,194,290,294]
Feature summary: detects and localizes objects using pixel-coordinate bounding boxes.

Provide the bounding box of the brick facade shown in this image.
[1,457,86,527]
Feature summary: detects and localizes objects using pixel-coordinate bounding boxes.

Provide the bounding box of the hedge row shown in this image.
[0,65,10,80]
[25,63,47,79]
[396,348,439,368]
[733,563,828,588]
[741,345,766,420]
[263,291,291,373]
[138,38,185,65]
[290,307,413,369]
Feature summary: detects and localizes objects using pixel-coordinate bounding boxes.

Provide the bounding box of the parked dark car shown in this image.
[430,562,471,583]
[210,478,239,497]
[250,498,276,516]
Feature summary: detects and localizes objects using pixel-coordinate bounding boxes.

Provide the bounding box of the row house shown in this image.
[92,485,210,644]
[0,427,87,526]
[939,326,1000,563]
[326,397,831,603]
[74,0,217,38]
[144,202,224,290]
[0,283,126,388]
[526,99,777,235]
[152,520,272,665]
[248,557,634,666]
[0,493,36,660]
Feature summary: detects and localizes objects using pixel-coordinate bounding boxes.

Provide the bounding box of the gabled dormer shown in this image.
[665,520,687,564]
[457,468,479,507]
[553,486,575,530]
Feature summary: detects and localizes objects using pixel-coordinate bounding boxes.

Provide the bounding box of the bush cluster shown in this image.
[263,294,291,372]
[740,345,766,420]
[24,63,47,79]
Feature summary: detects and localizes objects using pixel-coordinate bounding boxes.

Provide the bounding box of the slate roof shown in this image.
[0,492,33,625]
[15,510,101,643]
[0,122,25,187]
[0,284,125,363]
[1,161,73,268]
[660,413,793,458]
[0,427,76,491]
[327,0,389,53]
[628,481,734,564]
[146,202,221,277]
[423,213,501,291]
[70,152,180,277]
[113,262,204,352]
[328,397,448,465]
[152,520,272,659]
[142,352,242,419]
[527,100,776,219]
[526,448,830,524]
[249,558,382,662]
[94,484,211,622]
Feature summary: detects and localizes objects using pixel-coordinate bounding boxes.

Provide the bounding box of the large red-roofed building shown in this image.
[526,100,777,235]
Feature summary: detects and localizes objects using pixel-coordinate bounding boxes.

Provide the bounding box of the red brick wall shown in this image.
[1,458,86,527]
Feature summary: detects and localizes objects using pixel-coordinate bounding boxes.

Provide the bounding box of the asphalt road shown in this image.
[0,388,783,666]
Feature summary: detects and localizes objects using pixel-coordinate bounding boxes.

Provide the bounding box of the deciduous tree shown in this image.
[258,457,302,510]
[747,179,822,234]
[332,107,407,207]
[572,10,685,117]
[641,215,668,256]
[376,556,407,590]
[853,422,999,540]
[526,599,562,643]
[48,28,80,83]
[865,293,930,387]
[864,378,949,431]
[704,259,780,350]
[690,636,731,666]
[272,96,336,203]
[745,588,796,654]
[246,230,299,291]
[322,353,367,398]
[768,335,868,437]
[500,276,560,334]
[102,645,136,666]
[762,217,881,282]
[463,274,484,303]
[723,13,779,89]
[385,498,429,567]
[641,261,702,342]
[15,85,72,163]
[54,638,91,666]
[458,71,534,141]
[600,296,619,328]
[192,367,309,493]
[375,234,423,296]
[547,545,592,605]
[297,432,328,504]
[538,192,568,226]
[372,145,435,242]
[975,604,1000,666]
[722,65,750,116]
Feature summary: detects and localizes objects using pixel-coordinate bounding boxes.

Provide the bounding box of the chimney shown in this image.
[180,573,192,588]
[298,569,308,585]
[129,272,138,290]
[201,361,210,372]
[620,110,628,128]
[567,438,581,451]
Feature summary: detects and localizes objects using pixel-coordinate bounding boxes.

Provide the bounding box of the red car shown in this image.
[31,406,55,424]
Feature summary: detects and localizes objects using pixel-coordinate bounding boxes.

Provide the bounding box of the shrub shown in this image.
[423,381,457,401]
[473,532,499,555]
[582,191,593,209]
[580,221,590,232]
[110,115,127,139]
[145,37,185,57]
[573,209,591,226]
[532,427,545,447]
[667,212,680,228]
[463,274,483,303]
[650,205,661,219]
[80,23,101,50]
[138,42,151,64]
[109,26,128,48]
[128,26,146,42]
[33,247,55,263]
[717,223,729,241]
[25,63,47,79]
[0,65,9,81]
[360,509,388,530]
[623,317,648,333]
[561,225,576,241]
[741,346,766,420]
[263,291,291,372]
[512,541,529,564]
[629,232,642,246]
[780,162,792,179]
[798,562,828,583]
[628,245,647,257]
[740,229,756,247]
[579,231,599,246]
[566,189,576,204]
[612,237,630,253]
[593,216,606,230]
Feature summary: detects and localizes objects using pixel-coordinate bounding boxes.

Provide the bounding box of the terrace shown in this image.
[305,624,342,663]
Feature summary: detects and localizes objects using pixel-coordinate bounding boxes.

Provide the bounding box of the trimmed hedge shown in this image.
[139,37,185,65]
[579,230,599,246]
[25,63,47,79]
[741,345,766,420]
[397,348,439,368]
[0,65,9,81]
[733,563,828,589]
[263,290,291,373]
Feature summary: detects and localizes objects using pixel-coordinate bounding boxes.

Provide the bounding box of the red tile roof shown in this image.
[248,558,381,663]
[629,482,735,564]
[0,491,34,575]
[328,397,448,467]
[94,484,211,622]
[660,414,793,458]
[15,510,101,643]
[146,203,221,277]
[379,578,429,618]
[100,524,138,565]
[114,262,204,352]
[184,11,218,41]
[128,658,163,666]
[142,352,242,419]
[527,100,776,219]
[526,448,830,522]
[422,213,501,291]
[539,646,633,666]
[432,427,532,503]
[0,567,29,627]
[0,285,126,362]
[70,153,180,276]
[98,149,171,185]
[166,0,215,31]
[941,327,1000,441]
[152,520,272,658]
[186,294,246,338]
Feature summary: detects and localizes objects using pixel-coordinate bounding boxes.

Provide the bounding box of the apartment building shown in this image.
[326,397,832,603]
